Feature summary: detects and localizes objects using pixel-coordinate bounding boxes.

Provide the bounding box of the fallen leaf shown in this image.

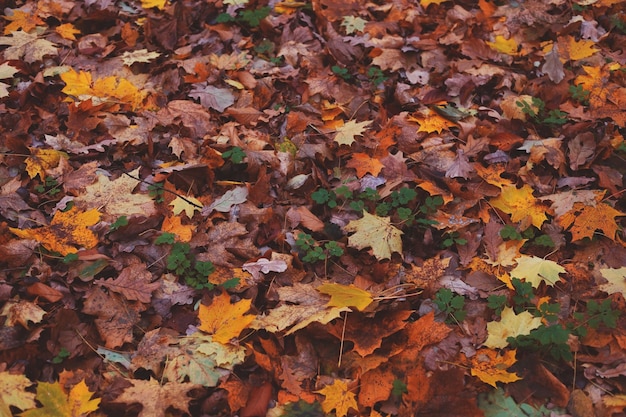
[559,199,624,242]
[21,380,100,417]
[3,10,44,34]
[96,263,160,303]
[0,371,36,416]
[55,23,80,41]
[242,258,288,280]
[198,291,255,344]
[25,148,67,180]
[10,206,100,256]
[344,211,403,260]
[489,185,549,229]
[469,348,522,387]
[315,379,358,417]
[346,153,384,178]
[169,195,202,218]
[334,120,372,146]
[112,378,199,417]
[73,169,157,220]
[121,49,161,65]
[317,283,373,311]
[0,30,58,63]
[510,255,565,288]
[598,267,626,297]
[205,186,248,214]
[189,84,235,112]
[484,306,543,349]
[487,35,519,56]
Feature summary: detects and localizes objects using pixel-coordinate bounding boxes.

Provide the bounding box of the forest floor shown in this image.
[1,0,626,416]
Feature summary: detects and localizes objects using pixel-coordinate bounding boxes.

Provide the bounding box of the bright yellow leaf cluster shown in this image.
[60,68,147,110]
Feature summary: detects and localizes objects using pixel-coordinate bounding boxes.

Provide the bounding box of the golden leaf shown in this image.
[161,215,195,242]
[3,10,44,35]
[198,292,255,344]
[315,379,358,417]
[141,0,168,9]
[55,23,80,41]
[559,199,624,242]
[9,206,100,256]
[489,185,549,229]
[0,371,36,415]
[469,348,522,387]
[21,379,100,417]
[487,35,519,56]
[25,148,67,180]
[317,283,373,311]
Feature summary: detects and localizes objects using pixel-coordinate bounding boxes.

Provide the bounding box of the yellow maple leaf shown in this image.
[170,195,202,218]
[598,267,626,298]
[3,10,44,34]
[559,199,624,242]
[469,348,522,387]
[484,306,542,349]
[334,120,372,146]
[344,211,403,260]
[25,148,67,180]
[25,149,62,180]
[10,206,100,256]
[489,185,549,229]
[487,35,519,56]
[198,291,255,344]
[510,255,565,288]
[141,0,168,9]
[315,379,358,417]
[421,0,449,6]
[563,36,599,61]
[21,379,100,417]
[55,23,80,41]
[0,371,36,415]
[317,283,373,311]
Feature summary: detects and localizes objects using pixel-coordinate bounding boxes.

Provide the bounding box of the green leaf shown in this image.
[155,232,176,245]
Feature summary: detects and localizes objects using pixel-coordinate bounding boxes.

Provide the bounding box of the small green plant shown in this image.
[222,146,246,164]
[216,6,271,28]
[35,176,61,196]
[569,84,590,105]
[367,66,387,86]
[441,231,468,248]
[434,288,466,324]
[51,347,70,364]
[516,97,568,125]
[295,232,344,263]
[488,277,621,362]
[156,232,216,290]
[148,181,165,203]
[332,65,352,81]
[110,216,128,231]
[572,299,620,337]
[500,225,555,248]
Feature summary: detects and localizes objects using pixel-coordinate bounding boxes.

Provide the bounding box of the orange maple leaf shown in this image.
[25,148,67,180]
[559,197,624,241]
[55,23,80,41]
[9,206,101,256]
[3,10,44,34]
[346,152,384,178]
[315,379,358,417]
[469,348,522,387]
[410,110,457,134]
[198,291,255,344]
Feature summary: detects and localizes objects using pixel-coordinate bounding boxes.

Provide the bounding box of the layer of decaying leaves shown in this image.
[1,0,626,416]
